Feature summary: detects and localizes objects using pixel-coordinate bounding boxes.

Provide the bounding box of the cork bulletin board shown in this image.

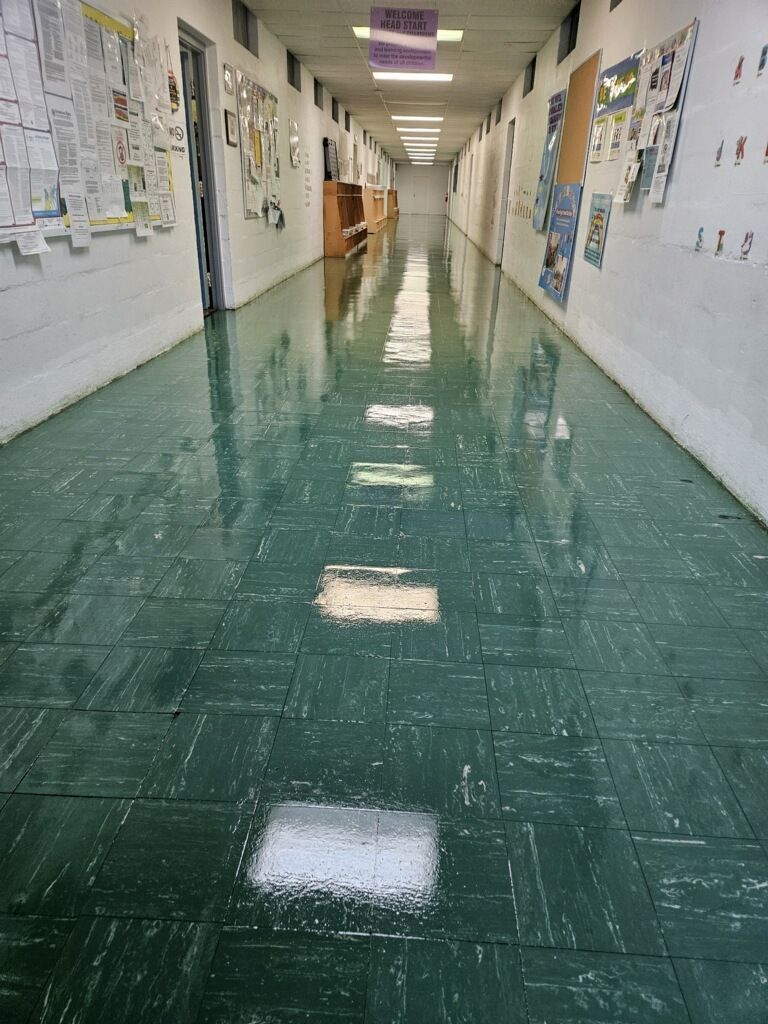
[556,50,602,184]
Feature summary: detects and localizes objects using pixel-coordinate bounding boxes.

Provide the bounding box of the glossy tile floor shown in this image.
[1,218,767,1023]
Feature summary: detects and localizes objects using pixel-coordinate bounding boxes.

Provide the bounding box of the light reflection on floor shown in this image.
[247,803,439,909]
[314,565,440,623]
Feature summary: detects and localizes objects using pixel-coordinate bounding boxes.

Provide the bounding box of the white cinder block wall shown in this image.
[0,0,384,441]
[449,0,768,523]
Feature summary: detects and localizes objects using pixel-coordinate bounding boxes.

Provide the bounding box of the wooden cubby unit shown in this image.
[387,188,399,219]
[363,186,387,233]
[323,181,368,258]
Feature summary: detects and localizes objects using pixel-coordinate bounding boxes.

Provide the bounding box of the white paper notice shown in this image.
[2,0,35,40]
[663,29,693,111]
[64,189,90,245]
[61,0,87,73]
[15,225,49,252]
[0,97,18,120]
[25,127,59,217]
[32,0,69,97]
[83,15,109,123]
[0,168,13,226]
[0,122,32,222]
[154,149,170,191]
[101,27,123,89]
[158,190,175,225]
[101,172,125,217]
[6,33,48,130]
[127,103,142,162]
[132,199,151,235]
[0,54,15,98]
[45,94,77,184]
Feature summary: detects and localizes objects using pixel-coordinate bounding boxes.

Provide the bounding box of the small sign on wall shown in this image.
[225,109,238,147]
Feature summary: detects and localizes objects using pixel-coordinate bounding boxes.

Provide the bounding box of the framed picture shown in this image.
[223,63,235,95]
[225,109,238,147]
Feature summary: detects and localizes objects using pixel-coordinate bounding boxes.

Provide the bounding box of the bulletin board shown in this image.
[235,69,279,218]
[0,0,177,254]
[556,50,602,184]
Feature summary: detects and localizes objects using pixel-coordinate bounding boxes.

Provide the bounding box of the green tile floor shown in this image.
[0,218,767,1022]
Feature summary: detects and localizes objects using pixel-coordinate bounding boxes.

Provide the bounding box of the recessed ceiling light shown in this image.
[412,161,434,165]
[353,27,463,42]
[392,116,444,122]
[397,127,441,133]
[373,72,453,82]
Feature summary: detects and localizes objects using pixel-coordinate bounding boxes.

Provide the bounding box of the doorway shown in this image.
[179,36,220,313]
[494,119,516,266]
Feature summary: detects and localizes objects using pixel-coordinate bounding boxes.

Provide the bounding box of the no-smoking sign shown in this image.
[112,127,130,173]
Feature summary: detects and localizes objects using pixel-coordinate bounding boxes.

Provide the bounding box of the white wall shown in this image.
[0,0,373,441]
[395,164,451,216]
[449,0,768,523]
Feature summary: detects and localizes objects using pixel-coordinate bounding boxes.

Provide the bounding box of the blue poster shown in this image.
[539,183,582,303]
[532,89,566,232]
[583,192,612,268]
[595,55,640,117]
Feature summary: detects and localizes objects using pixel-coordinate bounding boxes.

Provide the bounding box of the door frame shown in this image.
[179,29,224,312]
[494,118,516,266]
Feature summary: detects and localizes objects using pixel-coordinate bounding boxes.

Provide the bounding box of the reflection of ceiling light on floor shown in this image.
[555,415,571,440]
[384,337,432,364]
[365,404,434,431]
[350,463,434,487]
[247,803,439,908]
[315,565,439,622]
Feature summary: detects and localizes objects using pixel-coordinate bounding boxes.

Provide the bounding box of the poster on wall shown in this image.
[589,115,608,161]
[539,182,581,303]
[288,118,300,167]
[368,7,438,71]
[583,192,612,267]
[235,69,279,217]
[595,54,640,118]
[532,88,566,231]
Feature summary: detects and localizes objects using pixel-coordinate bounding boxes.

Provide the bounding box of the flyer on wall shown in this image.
[539,182,582,303]
[532,88,566,232]
[583,192,612,268]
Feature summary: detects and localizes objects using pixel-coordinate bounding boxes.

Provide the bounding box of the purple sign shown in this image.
[369,7,438,71]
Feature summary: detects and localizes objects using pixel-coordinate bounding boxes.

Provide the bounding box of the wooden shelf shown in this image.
[323,181,368,258]
[363,186,387,234]
[387,188,399,220]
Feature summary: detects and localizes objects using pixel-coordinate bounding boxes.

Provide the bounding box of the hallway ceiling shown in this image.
[250,1,578,163]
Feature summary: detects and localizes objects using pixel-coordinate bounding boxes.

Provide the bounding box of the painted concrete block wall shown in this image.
[0,0,371,441]
[449,0,768,522]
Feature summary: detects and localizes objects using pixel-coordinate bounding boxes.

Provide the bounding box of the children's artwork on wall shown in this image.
[740,231,754,259]
[759,45,767,76]
[695,226,704,251]
[714,139,723,167]
[735,135,747,164]
[733,55,744,84]
[539,182,581,303]
[583,192,612,268]
[716,229,726,255]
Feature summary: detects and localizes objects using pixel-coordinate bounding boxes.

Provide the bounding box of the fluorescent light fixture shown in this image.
[373,72,453,82]
[405,146,438,151]
[353,26,463,42]
[400,137,441,143]
[392,116,444,122]
[397,127,441,133]
[412,161,434,165]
